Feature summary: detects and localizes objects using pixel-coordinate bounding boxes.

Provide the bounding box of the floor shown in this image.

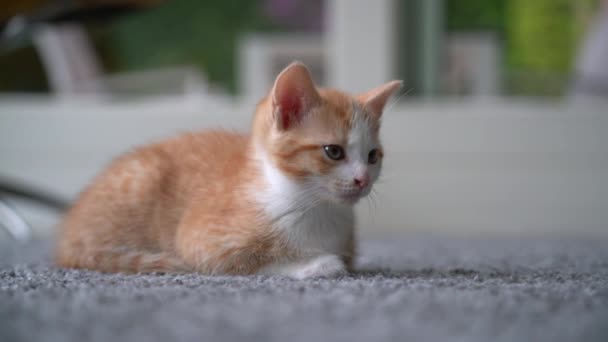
[1,237,607,342]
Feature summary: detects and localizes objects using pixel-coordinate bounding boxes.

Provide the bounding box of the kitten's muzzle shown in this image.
[353,174,370,190]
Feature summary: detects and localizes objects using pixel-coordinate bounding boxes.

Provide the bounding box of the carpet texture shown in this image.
[1,237,607,342]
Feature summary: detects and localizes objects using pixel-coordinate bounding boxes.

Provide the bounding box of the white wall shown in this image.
[368,100,608,237]
[1,96,607,238]
[325,0,397,92]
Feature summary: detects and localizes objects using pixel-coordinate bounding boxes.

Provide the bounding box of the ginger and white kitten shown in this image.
[55,62,401,279]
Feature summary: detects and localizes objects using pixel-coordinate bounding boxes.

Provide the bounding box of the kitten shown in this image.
[55,62,401,279]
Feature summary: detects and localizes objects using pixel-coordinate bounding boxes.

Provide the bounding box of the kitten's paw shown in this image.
[292,255,347,279]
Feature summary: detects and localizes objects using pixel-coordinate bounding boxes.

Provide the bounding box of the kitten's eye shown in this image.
[368,149,380,164]
[323,145,345,161]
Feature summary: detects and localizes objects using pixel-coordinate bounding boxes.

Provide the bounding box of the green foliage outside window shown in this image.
[446,0,598,96]
[94,0,275,94]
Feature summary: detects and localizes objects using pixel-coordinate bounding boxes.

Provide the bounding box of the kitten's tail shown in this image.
[56,248,188,274]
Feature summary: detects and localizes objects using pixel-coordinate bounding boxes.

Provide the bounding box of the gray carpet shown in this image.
[1,236,608,342]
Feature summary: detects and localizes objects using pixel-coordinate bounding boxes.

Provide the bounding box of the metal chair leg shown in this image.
[0,197,32,242]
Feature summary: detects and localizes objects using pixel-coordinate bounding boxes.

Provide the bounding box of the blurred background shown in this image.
[1,0,607,241]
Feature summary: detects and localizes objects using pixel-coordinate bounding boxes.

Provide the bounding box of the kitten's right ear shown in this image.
[357,80,403,119]
[271,62,321,131]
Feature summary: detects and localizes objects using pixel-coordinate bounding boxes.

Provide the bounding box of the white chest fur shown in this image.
[254,149,354,259]
[273,200,354,257]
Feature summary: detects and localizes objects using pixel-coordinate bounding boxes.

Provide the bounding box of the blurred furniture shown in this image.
[1,0,161,95]
[239,34,324,99]
[0,1,163,241]
[572,1,608,97]
[0,198,32,241]
[0,178,67,241]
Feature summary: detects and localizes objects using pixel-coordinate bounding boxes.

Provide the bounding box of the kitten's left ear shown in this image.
[271,62,322,131]
[357,80,403,119]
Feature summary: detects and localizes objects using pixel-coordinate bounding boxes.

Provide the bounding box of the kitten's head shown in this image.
[254,62,402,206]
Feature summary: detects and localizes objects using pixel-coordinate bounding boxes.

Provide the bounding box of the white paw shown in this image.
[291,255,347,279]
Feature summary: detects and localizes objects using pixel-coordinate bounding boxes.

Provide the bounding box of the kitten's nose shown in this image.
[353,174,370,189]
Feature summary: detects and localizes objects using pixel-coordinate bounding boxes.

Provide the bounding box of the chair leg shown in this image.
[0,197,32,242]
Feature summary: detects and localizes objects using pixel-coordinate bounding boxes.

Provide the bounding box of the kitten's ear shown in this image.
[271,62,321,130]
[357,80,403,119]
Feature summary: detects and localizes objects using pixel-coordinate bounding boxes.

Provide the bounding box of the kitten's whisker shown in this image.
[384,87,413,114]
[369,188,379,214]
[275,185,325,221]
[365,195,377,226]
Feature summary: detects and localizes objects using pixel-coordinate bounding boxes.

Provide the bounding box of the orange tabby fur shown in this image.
[55,62,401,277]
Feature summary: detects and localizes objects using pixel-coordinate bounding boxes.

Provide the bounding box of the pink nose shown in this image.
[353,174,370,189]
